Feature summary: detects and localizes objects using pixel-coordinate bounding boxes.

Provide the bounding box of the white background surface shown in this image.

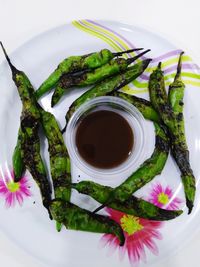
[0,0,200,266]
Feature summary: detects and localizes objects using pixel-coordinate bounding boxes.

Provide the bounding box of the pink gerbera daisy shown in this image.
[0,169,32,207]
[148,183,182,210]
[100,208,163,265]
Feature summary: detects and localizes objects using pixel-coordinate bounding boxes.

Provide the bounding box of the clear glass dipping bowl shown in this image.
[65,96,147,179]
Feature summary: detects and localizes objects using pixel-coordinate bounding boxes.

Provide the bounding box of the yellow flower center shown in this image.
[120,215,143,235]
[7,181,20,193]
[158,192,169,205]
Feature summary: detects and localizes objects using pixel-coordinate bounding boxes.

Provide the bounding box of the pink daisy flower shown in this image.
[100,184,182,265]
[148,183,182,210]
[0,169,32,207]
[100,208,163,265]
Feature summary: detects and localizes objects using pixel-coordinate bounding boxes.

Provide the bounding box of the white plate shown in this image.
[0,20,200,267]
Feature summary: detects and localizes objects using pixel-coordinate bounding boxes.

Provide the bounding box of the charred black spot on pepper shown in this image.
[179,100,184,106]
[177,113,183,121]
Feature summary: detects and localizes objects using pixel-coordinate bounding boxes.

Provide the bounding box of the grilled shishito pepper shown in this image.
[12,128,25,181]
[63,58,151,132]
[35,48,143,99]
[20,114,52,215]
[51,49,150,107]
[39,109,71,202]
[148,60,195,213]
[50,199,125,246]
[1,42,52,215]
[111,92,161,123]
[72,181,182,220]
[168,52,187,149]
[39,109,71,231]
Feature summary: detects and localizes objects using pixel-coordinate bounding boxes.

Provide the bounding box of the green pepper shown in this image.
[40,109,71,202]
[148,60,195,213]
[35,48,143,99]
[111,92,161,123]
[12,128,25,181]
[51,49,150,107]
[50,199,125,246]
[72,181,182,220]
[1,42,52,216]
[39,108,71,231]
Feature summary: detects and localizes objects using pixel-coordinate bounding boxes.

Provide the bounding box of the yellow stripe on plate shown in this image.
[82,20,134,56]
[72,21,122,52]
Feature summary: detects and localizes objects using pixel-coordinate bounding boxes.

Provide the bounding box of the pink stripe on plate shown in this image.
[138,63,199,81]
[79,20,126,52]
[86,20,146,59]
[164,63,198,74]
[140,73,149,80]
[152,50,182,63]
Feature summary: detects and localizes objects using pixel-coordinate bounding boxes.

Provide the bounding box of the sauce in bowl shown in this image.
[75,109,134,169]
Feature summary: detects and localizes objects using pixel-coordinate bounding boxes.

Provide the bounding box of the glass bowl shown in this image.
[65,96,147,179]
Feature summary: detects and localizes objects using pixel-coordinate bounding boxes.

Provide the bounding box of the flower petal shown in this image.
[5,193,14,208]
[0,186,8,194]
[20,185,32,197]
[118,242,126,261]
[100,234,114,248]
[127,236,145,264]
[106,236,119,257]
[164,186,172,197]
[16,192,24,206]
[143,237,159,255]
[105,208,124,224]
[154,183,163,194]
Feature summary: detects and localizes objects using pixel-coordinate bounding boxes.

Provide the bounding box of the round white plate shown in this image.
[0,20,200,267]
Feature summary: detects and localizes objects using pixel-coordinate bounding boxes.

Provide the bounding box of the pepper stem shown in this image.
[113,48,143,57]
[174,51,184,81]
[93,203,106,214]
[158,62,162,69]
[0,41,18,74]
[126,49,151,65]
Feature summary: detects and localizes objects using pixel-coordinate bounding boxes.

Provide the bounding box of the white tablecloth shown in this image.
[0,0,200,266]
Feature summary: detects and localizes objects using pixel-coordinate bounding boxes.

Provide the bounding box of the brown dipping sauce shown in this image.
[75,109,134,169]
